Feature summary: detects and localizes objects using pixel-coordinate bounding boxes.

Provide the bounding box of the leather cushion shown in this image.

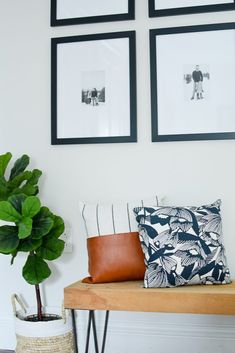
[82,232,145,284]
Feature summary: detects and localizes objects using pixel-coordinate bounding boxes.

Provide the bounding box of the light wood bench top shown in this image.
[64,280,235,316]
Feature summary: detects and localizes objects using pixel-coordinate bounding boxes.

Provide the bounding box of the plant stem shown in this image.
[35,284,43,321]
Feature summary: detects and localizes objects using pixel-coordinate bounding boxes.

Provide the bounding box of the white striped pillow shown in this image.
[79,196,159,237]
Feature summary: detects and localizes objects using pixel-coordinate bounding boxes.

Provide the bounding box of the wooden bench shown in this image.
[64,280,235,353]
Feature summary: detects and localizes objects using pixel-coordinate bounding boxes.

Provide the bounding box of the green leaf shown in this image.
[18,217,33,239]
[0,152,12,177]
[49,215,65,238]
[23,254,51,285]
[9,154,29,181]
[22,196,40,218]
[8,194,27,213]
[26,169,42,186]
[0,201,21,222]
[16,184,39,196]
[0,154,41,201]
[0,176,6,187]
[7,171,31,190]
[31,207,54,239]
[18,237,42,252]
[0,226,19,254]
[37,236,65,260]
[0,176,8,201]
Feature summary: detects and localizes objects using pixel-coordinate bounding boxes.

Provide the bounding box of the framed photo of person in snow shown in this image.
[150,23,235,142]
[51,31,137,145]
[51,0,135,26]
[148,0,235,17]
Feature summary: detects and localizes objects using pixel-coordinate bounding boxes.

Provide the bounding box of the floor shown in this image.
[0,351,14,353]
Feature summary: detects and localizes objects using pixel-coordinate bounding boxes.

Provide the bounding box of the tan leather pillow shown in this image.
[82,232,145,284]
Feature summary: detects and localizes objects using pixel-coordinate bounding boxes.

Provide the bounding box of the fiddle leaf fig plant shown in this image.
[0,152,42,201]
[0,153,65,321]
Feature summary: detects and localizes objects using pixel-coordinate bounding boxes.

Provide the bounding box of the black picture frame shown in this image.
[150,22,235,142]
[51,0,135,26]
[149,0,235,17]
[51,31,137,145]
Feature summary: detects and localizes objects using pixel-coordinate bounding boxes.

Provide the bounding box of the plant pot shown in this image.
[12,294,75,353]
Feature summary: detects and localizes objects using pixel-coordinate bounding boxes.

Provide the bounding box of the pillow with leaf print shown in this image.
[133,200,231,288]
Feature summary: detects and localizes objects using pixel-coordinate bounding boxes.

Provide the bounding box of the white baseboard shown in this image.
[1,313,235,352]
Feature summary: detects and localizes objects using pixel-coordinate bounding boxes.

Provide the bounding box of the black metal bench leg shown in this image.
[101,311,109,353]
[85,310,110,353]
[91,311,99,353]
[71,309,79,353]
[85,310,92,353]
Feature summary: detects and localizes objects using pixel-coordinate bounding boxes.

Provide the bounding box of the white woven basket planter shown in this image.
[12,295,75,353]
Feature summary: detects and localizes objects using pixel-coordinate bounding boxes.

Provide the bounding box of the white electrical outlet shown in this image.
[61,222,73,253]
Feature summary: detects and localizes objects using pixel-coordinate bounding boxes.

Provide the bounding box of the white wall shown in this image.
[0,0,235,351]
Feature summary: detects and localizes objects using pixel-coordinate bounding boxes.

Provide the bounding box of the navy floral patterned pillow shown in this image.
[133,200,231,288]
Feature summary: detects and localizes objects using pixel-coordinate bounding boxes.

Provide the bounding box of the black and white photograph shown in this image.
[183,64,210,102]
[149,0,235,17]
[51,0,135,26]
[81,71,106,107]
[51,31,137,144]
[150,23,235,142]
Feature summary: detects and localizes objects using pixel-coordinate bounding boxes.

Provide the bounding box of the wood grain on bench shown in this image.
[64,280,235,315]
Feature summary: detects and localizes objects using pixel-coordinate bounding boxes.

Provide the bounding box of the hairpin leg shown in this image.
[101,311,109,353]
[91,311,99,353]
[71,309,79,353]
[85,311,92,353]
[84,310,110,353]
